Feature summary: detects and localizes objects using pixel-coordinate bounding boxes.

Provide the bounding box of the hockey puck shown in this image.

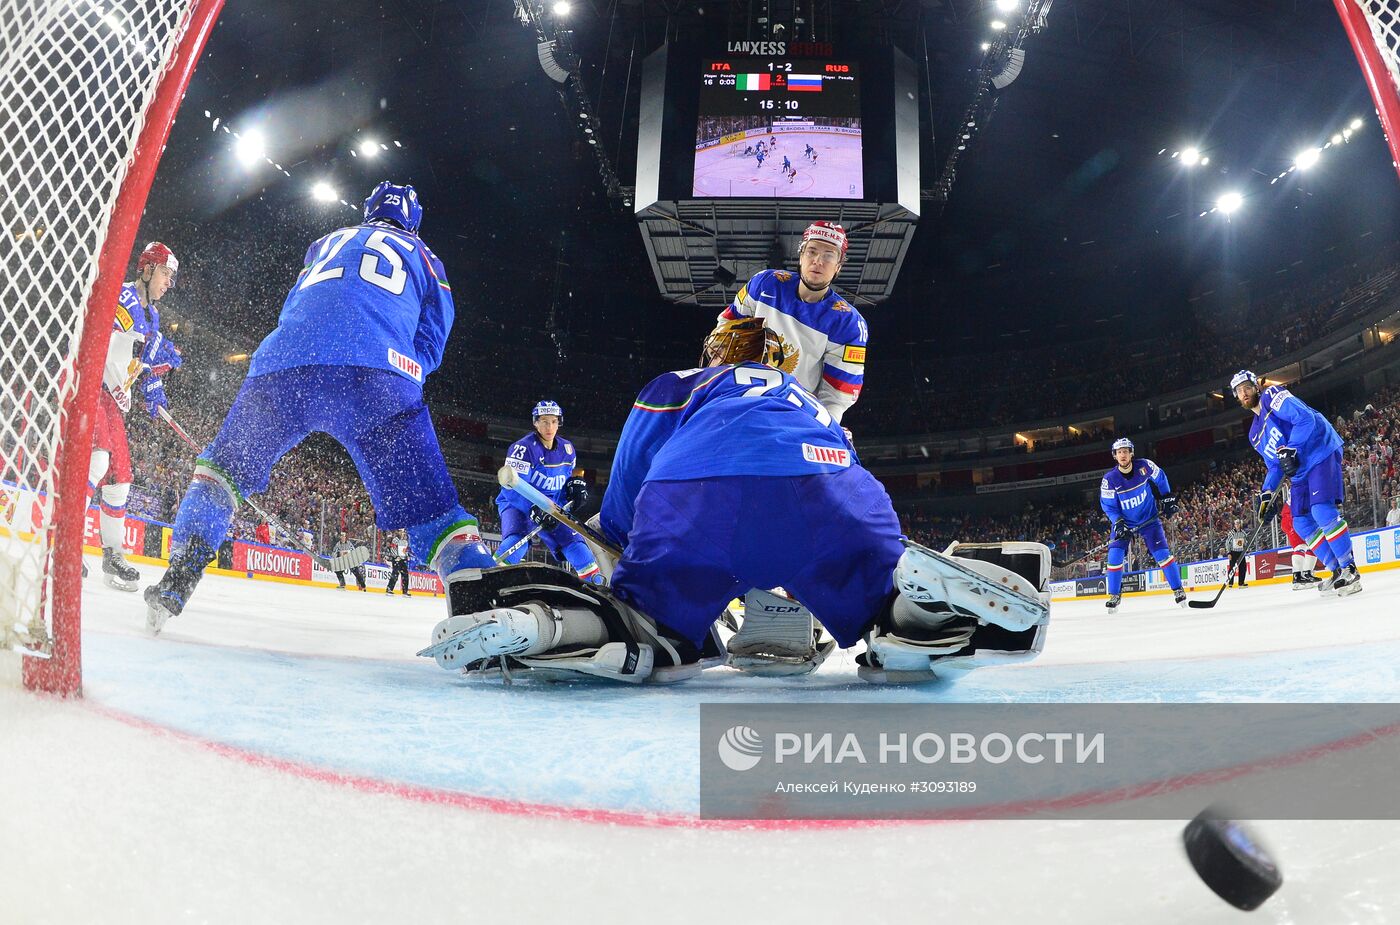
[1182,809,1282,911]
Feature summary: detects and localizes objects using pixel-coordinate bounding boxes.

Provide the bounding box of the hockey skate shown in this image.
[1330,563,1363,597]
[1317,571,1340,596]
[1105,594,1121,614]
[422,564,702,684]
[101,547,139,592]
[1173,589,1187,609]
[1292,571,1321,590]
[142,538,213,635]
[857,540,1052,685]
[419,609,542,670]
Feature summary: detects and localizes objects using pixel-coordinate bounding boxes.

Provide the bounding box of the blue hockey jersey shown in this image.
[1247,385,1344,491]
[600,363,856,546]
[720,268,868,421]
[249,222,454,384]
[495,432,578,513]
[1099,458,1172,527]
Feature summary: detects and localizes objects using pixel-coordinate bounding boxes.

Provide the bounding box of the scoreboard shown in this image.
[692,58,864,198]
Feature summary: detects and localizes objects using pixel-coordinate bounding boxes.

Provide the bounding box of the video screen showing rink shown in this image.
[692,126,864,198]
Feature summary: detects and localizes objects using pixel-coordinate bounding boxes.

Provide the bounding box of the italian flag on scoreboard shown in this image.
[788,74,823,91]
[736,73,771,90]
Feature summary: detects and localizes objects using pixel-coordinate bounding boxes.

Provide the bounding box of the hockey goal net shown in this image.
[0,0,223,695]
[1336,0,1400,181]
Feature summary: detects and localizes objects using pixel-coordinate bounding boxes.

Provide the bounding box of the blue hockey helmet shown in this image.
[533,400,563,422]
[363,181,422,233]
[1229,369,1259,391]
[1111,437,1134,455]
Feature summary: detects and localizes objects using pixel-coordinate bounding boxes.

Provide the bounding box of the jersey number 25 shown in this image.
[299,227,416,296]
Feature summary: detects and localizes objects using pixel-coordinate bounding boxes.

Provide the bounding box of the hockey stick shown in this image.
[497,466,623,558]
[1053,539,1112,570]
[156,406,371,573]
[492,500,575,564]
[1186,519,1272,610]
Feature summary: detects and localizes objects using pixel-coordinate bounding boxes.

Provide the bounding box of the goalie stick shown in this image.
[156,406,371,574]
[496,466,622,558]
[1187,519,1272,610]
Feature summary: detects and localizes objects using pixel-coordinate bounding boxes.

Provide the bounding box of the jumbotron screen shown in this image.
[692,59,862,199]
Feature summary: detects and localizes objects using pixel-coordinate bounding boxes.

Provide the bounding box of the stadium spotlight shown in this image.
[1293,147,1321,171]
[358,137,380,158]
[995,0,1019,10]
[989,19,1008,30]
[1200,156,1210,165]
[233,129,266,168]
[1179,146,1201,167]
[553,0,571,14]
[1332,133,1344,145]
[1343,128,1354,141]
[311,181,338,203]
[1351,117,1364,130]
[1216,191,1244,215]
[980,41,991,51]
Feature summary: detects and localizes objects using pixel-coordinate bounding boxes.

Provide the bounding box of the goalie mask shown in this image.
[701,317,789,368]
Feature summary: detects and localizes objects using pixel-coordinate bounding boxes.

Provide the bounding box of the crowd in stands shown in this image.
[851,247,1400,435]
[901,386,1400,576]
[48,223,1397,573]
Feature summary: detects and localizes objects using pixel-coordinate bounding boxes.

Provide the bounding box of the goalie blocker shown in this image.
[419,539,1050,685]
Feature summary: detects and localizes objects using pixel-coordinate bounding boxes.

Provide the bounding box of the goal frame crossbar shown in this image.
[1335,0,1400,184]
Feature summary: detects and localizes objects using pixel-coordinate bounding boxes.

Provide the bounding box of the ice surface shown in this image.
[692,132,863,198]
[3,562,1400,922]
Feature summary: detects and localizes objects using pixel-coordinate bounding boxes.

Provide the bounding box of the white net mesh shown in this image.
[0,0,199,664]
[1353,0,1400,94]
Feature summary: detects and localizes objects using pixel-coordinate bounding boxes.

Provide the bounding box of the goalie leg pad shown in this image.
[431,564,698,683]
[725,589,835,677]
[859,540,1052,685]
[894,540,1050,633]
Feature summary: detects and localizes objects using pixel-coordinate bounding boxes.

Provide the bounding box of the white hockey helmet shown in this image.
[532,400,563,422]
[1111,437,1134,455]
[1229,369,1259,391]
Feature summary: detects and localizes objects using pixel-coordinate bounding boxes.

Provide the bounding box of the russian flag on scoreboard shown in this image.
[788,74,823,91]
[737,73,771,91]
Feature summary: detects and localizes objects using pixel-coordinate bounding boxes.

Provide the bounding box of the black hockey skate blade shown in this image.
[1182,809,1282,911]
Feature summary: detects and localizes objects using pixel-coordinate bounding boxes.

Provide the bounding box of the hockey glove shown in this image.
[564,476,589,510]
[1257,490,1283,523]
[1109,518,1136,541]
[141,331,183,377]
[529,506,556,529]
[1276,446,1300,478]
[1160,493,1180,519]
[143,376,168,419]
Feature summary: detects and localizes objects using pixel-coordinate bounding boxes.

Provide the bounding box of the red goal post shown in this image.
[1,0,224,696]
[1335,0,1400,183]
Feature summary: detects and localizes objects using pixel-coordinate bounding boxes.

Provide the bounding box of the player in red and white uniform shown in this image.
[715,221,867,423]
[1280,486,1322,589]
[88,241,183,590]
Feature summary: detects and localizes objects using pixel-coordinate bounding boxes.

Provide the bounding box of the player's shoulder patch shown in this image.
[772,269,793,283]
[113,304,135,332]
[830,299,852,313]
[842,344,866,364]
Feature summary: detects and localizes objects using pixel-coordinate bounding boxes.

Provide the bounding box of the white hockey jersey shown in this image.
[719,268,867,422]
